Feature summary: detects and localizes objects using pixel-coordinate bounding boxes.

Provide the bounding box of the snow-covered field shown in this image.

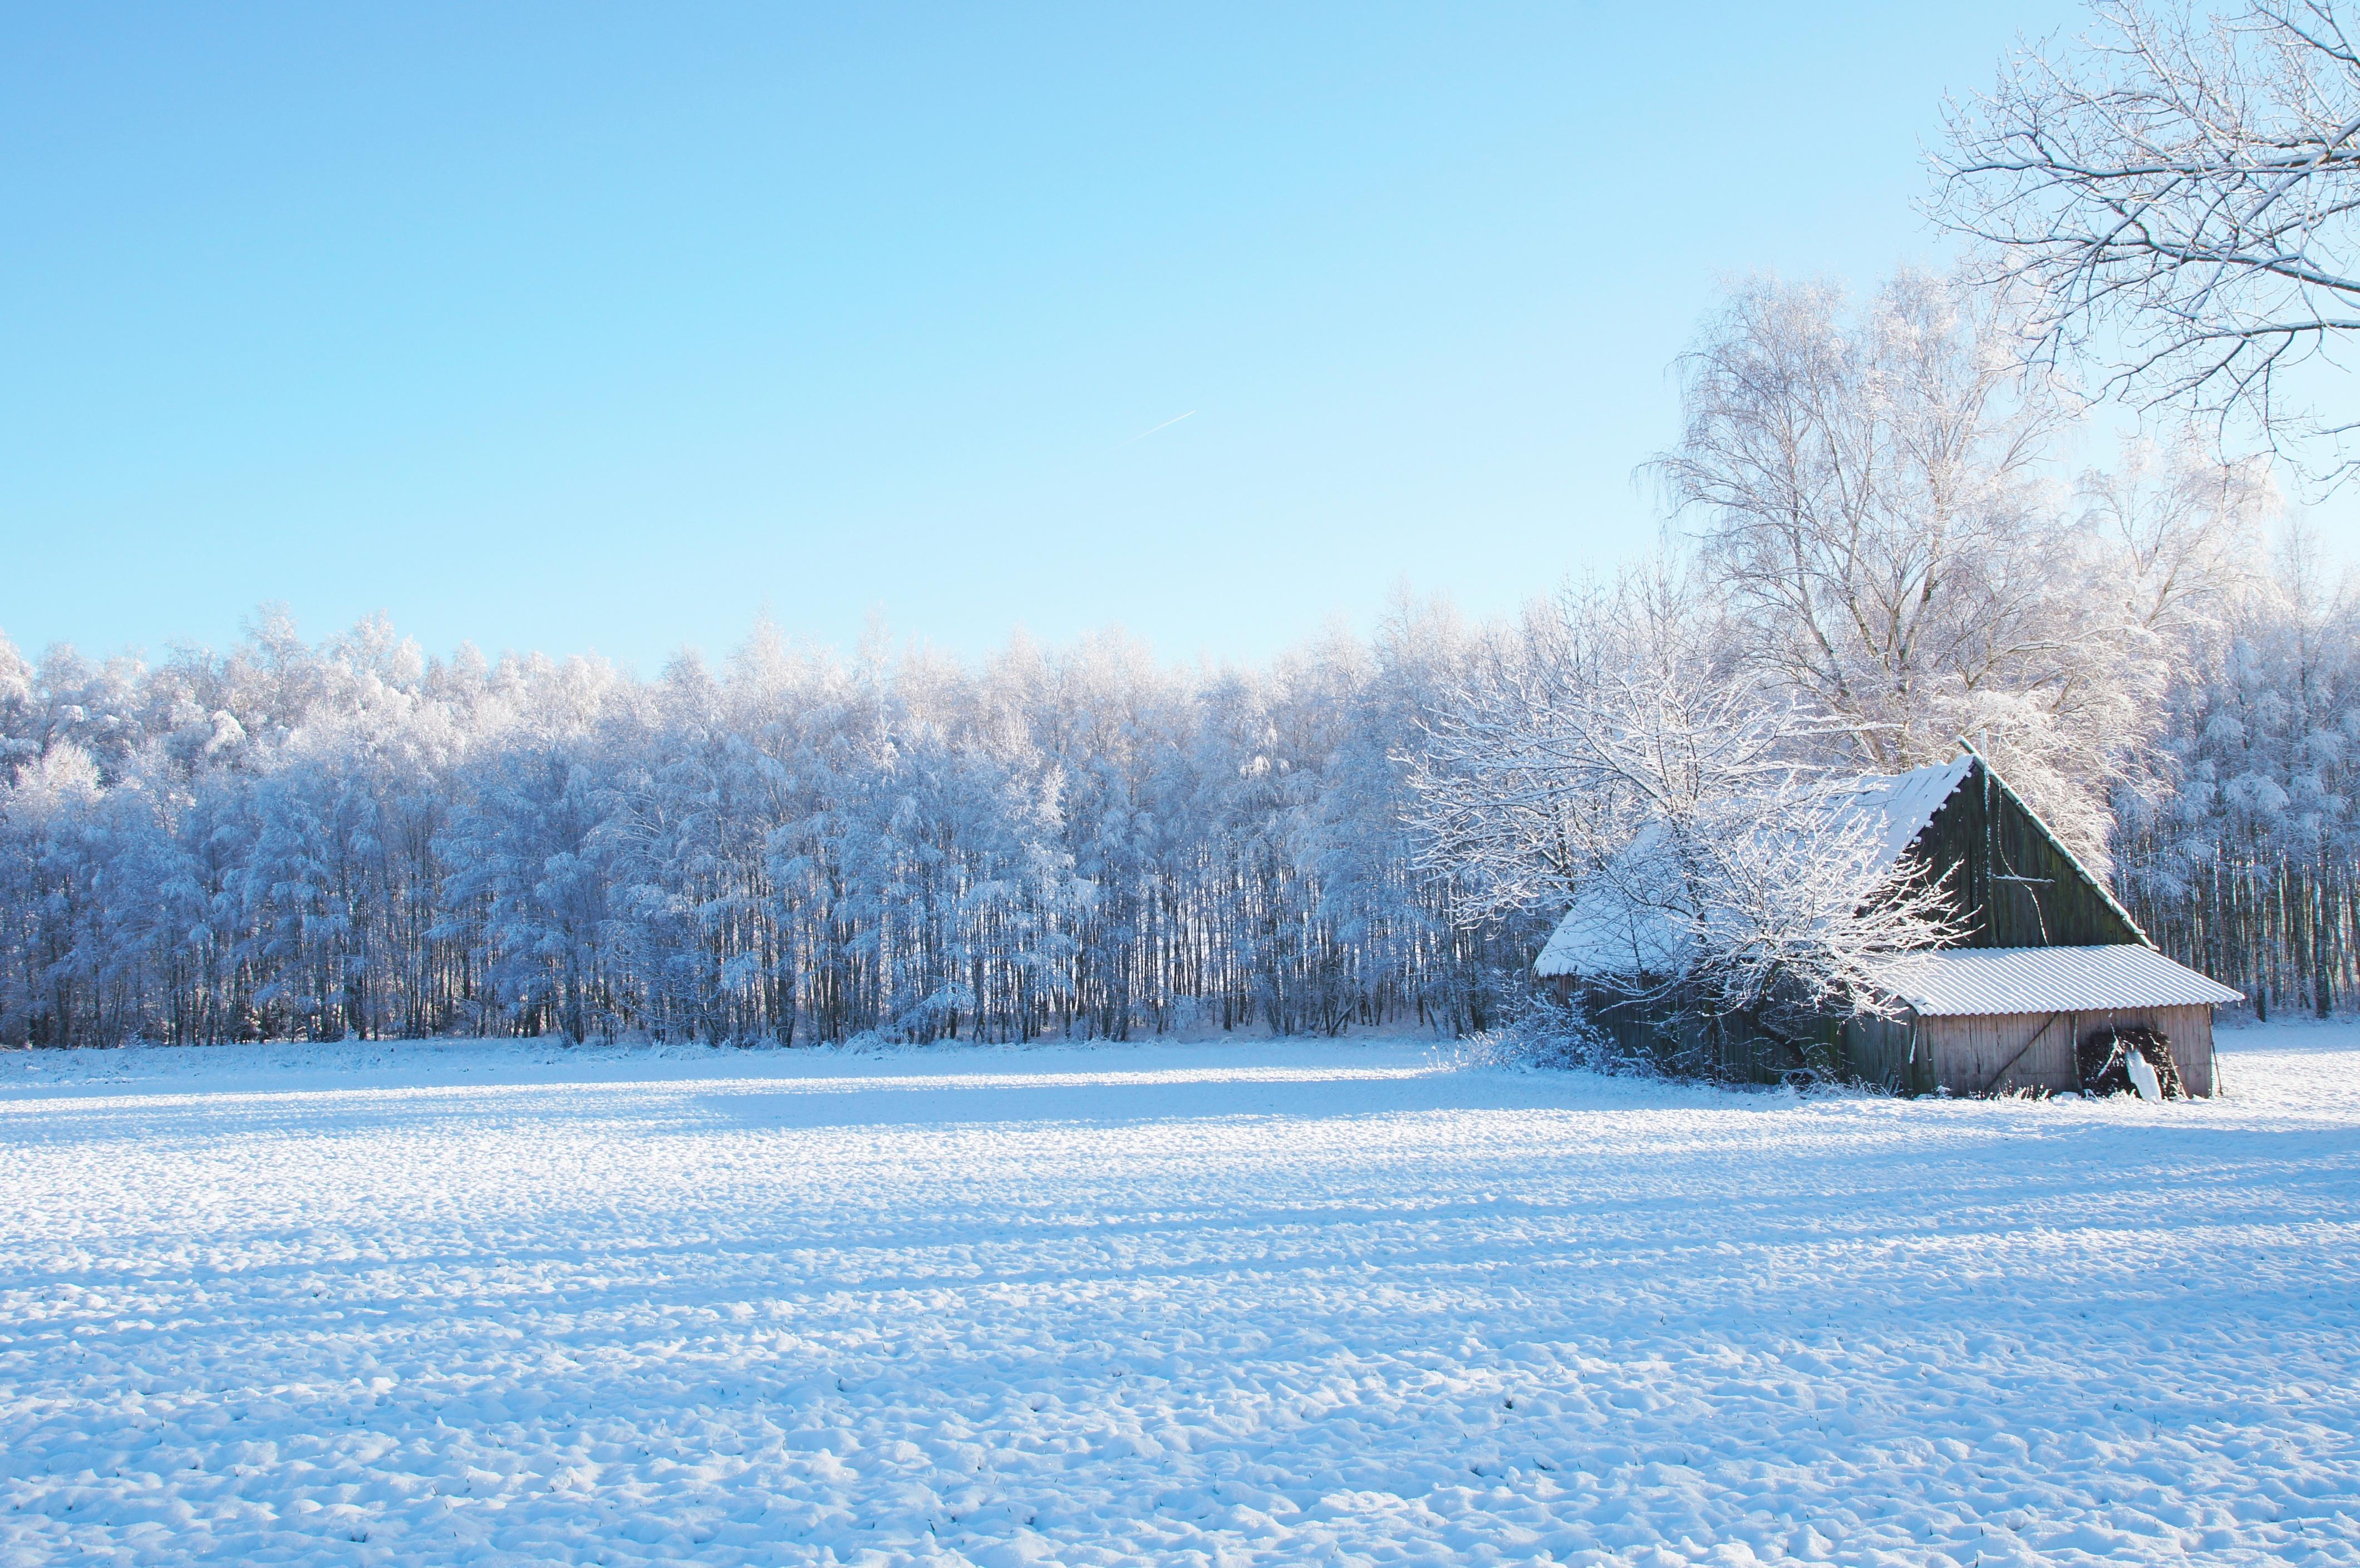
[2,1024,2356,1567]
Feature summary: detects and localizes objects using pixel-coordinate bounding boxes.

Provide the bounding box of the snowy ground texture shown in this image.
[3,1024,2357,1567]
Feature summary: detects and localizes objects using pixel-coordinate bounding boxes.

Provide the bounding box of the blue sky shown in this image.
[5,1,2200,672]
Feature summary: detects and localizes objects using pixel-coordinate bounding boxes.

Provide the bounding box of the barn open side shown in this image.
[1851,946,2241,1097]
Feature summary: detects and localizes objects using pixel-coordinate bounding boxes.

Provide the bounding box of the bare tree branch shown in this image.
[1933,0,2360,479]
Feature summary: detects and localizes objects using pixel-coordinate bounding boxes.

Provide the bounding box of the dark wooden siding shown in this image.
[1582,990,1842,1084]
[1912,757,2145,949]
[1843,1014,1928,1094]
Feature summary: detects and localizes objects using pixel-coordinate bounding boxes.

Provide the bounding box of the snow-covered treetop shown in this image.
[1532,755,1972,980]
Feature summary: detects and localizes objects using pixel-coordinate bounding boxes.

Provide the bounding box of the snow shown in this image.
[1851,754,1975,868]
[2,1024,2357,1566]
[1534,757,1976,979]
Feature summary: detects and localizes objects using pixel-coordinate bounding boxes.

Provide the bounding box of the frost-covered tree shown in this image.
[1654,269,2272,862]
[1410,567,1961,1049]
[0,634,35,787]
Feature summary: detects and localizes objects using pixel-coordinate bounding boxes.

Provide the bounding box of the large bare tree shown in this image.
[1653,271,2108,851]
[1652,269,2273,862]
[1934,1,2360,474]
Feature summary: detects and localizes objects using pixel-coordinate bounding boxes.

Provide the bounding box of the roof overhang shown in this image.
[1874,944,2243,1018]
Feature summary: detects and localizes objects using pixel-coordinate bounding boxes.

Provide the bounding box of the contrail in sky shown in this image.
[1119,410,1196,446]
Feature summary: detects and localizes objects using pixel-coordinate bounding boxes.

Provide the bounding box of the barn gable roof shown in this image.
[1860,753,1975,865]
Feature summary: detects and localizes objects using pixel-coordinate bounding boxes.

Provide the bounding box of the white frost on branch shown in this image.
[1653,268,2275,865]
[1409,569,1965,1039]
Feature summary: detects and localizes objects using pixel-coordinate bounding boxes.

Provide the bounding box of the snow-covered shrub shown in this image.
[1439,988,1641,1075]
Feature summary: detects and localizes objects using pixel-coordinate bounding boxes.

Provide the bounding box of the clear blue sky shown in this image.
[8,2,2175,672]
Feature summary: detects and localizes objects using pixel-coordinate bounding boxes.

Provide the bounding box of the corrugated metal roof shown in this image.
[1535,757,1974,978]
[1875,944,2243,1017]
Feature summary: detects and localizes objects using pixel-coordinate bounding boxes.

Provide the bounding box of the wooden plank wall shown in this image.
[1582,986,2220,1096]
[1913,1004,2215,1097]
[1584,992,1840,1083]
[1843,1014,1928,1095]
[1921,1011,2080,1094]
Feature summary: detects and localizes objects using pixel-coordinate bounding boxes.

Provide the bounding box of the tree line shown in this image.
[2115,531,2360,1020]
[0,608,1536,1048]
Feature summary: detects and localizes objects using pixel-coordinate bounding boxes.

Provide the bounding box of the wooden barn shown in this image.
[1534,747,2243,1096]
